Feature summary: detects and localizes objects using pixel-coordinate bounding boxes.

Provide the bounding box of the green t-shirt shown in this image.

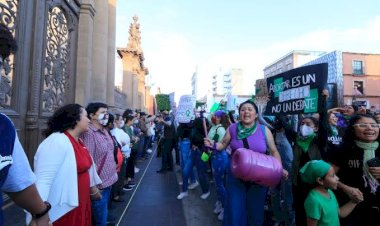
[304,189,340,226]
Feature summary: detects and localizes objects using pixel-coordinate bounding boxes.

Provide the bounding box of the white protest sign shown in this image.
[176,95,196,123]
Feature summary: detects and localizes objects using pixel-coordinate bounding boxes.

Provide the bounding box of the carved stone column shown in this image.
[75,1,95,105]
[91,0,109,102]
[107,0,117,107]
[123,70,134,109]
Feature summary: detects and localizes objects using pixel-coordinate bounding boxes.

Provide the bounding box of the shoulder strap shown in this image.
[242,138,250,149]
[261,124,268,146]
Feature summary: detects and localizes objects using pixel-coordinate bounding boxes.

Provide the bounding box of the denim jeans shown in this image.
[92,186,111,226]
[211,150,229,207]
[179,139,196,192]
[224,166,267,226]
[270,131,294,225]
[192,148,210,194]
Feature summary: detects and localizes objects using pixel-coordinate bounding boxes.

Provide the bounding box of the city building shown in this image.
[261,50,380,111]
[211,68,245,96]
[264,50,326,78]
[0,0,127,158]
[305,51,380,109]
[191,68,198,97]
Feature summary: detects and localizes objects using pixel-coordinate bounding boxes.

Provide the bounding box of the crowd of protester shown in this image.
[171,89,379,226]
[1,24,379,226]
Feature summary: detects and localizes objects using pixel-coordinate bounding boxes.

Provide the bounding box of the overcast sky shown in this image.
[116,0,380,102]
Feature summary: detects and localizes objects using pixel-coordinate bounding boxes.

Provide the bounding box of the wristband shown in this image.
[32,201,51,219]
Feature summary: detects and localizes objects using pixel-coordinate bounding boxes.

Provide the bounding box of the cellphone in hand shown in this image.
[367,157,380,167]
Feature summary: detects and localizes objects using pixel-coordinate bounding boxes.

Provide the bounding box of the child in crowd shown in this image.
[299,160,362,226]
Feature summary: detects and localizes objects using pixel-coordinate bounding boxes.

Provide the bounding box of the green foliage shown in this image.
[155,94,171,111]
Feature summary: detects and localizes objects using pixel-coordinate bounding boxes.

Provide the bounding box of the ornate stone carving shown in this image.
[42,6,70,113]
[126,15,143,54]
[0,0,18,108]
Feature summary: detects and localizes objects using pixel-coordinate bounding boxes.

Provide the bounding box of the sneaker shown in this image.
[213,201,222,214]
[134,167,140,173]
[178,181,183,185]
[123,185,133,191]
[177,191,188,200]
[128,181,136,187]
[147,148,153,153]
[200,191,210,200]
[217,209,224,221]
[188,181,199,190]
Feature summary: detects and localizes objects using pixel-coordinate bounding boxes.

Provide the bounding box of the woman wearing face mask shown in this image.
[330,114,380,226]
[286,116,323,226]
[27,104,102,226]
[204,100,287,226]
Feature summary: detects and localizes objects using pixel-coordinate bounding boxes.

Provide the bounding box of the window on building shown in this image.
[353,60,363,75]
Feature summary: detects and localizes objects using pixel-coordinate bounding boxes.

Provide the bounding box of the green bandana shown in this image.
[299,160,331,184]
[354,140,379,193]
[296,133,316,153]
[237,122,257,140]
[329,125,338,136]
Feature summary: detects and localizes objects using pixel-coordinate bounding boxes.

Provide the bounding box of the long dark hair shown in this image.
[220,113,231,129]
[343,114,378,144]
[44,104,83,137]
[238,100,258,113]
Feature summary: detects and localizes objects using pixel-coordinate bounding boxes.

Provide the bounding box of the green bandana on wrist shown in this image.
[237,122,257,140]
[296,133,316,153]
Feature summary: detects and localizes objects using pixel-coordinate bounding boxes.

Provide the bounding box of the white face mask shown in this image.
[300,125,314,137]
[133,119,139,124]
[97,113,108,126]
[119,120,125,128]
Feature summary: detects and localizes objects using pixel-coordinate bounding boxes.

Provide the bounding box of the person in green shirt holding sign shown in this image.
[300,160,361,226]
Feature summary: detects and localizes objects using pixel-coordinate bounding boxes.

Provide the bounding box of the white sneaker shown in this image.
[213,201,222,214]
[147,149,153,153]
[177,191,188,200]
[188,181,199,190]
[200,191,210,200]
[178,181,183,185]
[134,167,140,173]
[217,209,224,221]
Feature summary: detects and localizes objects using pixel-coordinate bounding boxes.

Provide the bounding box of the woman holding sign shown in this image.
[204,100,288,226]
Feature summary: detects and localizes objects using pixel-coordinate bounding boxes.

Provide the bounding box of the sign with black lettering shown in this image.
[264,63,328,115]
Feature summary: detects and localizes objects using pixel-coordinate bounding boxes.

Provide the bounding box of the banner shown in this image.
[176,95,196,123]
[264,63,328,115]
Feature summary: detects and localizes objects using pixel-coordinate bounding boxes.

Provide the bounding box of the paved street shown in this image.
[2,145,220,226]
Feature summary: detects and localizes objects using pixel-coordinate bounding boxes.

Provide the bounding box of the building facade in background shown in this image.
[264,50,326,78]
[117,15,153,114]
[260,50,380,112]
[0,0,128,160]
[211,68,245,96]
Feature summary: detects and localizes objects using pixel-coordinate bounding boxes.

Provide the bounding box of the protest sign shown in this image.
[264,63,328,115]
[176,95,196,123]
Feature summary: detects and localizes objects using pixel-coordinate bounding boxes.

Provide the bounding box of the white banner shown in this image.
[176,95,196,123]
